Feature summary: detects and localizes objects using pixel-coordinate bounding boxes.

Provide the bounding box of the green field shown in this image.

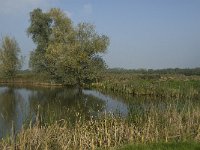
[118,142,200,150]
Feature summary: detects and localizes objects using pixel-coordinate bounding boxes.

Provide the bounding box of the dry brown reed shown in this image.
[1,100,200,150]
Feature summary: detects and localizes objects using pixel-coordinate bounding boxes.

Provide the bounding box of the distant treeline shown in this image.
[107,68,200,76]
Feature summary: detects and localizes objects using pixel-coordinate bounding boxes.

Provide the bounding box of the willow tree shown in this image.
[0,36,22,79]
[27,8,109,87]
[27,8,52,73]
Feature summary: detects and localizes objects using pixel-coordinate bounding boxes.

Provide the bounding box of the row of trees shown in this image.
[108,68,200,76]
[0,8,109,88]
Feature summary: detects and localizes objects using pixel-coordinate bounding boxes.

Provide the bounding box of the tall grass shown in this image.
[93,73,200,99]
[1,99,200,150]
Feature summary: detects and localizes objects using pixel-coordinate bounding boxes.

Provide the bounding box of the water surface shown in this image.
[0,85,128,138]
[1,85,199,139]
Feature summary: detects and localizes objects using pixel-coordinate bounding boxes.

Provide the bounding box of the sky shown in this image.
[0,0,200,69]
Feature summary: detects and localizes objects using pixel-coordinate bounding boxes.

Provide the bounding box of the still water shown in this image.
[0,85,128,138]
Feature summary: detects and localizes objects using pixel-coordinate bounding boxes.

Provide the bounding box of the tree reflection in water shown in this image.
[0,86,107,138]
[0,87,25,138]
[28,88,106,124]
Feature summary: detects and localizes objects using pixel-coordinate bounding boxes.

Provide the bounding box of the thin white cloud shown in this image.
[0,0,49,15]
[83,3,93,15]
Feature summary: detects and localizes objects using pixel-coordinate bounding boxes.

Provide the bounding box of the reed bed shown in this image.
[93,73,200,99]
[1,99,200,150]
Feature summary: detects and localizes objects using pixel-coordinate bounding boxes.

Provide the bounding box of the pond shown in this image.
[0,85,199,139]
[0,85,128,138]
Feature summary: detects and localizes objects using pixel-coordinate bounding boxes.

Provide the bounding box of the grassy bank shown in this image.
[118,142,200,150]
[93,73,200,99]
[1,99,200,150]
[0,73,63,87]
[1,72,200,96]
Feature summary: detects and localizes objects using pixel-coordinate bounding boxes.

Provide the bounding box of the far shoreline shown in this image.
[0,80,63,88]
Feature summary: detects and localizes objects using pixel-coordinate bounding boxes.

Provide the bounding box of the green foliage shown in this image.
[0,36,22,79]
[27,8,109,87]
[27,8,52,49]
[27,8,52,72]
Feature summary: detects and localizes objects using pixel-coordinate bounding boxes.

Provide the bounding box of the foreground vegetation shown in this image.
[1,95,200,149]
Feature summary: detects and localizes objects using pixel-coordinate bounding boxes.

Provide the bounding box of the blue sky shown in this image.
[0,0,200,69]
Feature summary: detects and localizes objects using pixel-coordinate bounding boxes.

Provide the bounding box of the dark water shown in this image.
[0,85,128,138]
[1,85,199,139]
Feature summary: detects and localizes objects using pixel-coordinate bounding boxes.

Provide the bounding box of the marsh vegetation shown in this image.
[0,72,200,149]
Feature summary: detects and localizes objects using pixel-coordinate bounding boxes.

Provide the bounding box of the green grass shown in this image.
[118,142,200,150]
[93,73,200,98]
